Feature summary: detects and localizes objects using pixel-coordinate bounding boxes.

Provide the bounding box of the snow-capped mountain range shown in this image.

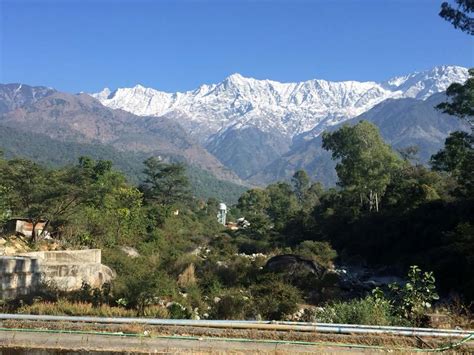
[92,65,469,142]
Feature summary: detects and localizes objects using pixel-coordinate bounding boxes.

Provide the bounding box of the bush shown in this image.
[103,251,178,314]
[295,240,337,268]
[167,302,192,319]
[250,278,302,320]
[210,289,250,320]
[316,296,401,326]
[376,265,440,326]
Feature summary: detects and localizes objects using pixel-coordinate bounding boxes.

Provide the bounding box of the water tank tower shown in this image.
[217,203,227,225]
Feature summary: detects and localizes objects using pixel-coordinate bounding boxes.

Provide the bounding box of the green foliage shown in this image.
[0,126,246,203]
[373,266,440,325]
[210,289,251,320]
[1,117,472,323]
[436,68,474,125]
[0,185,11,227]
[265,182,299,230]
[141,157,190,206]
[456,150,474,196]
[185,165,247,204]
[439,1,474,35]
[250,278,302,320]
[316,296,399,326]
[318,266,440,326]
[295,240,337,268]
[104,251,178,315]
[292,170,310,203]
[237,188,270,217]
[430,131,474,198]
[322,121,403,212]
[431,131,473,175]
[384,165,445,212]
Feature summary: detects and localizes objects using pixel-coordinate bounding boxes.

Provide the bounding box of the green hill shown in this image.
[0,125,246,204]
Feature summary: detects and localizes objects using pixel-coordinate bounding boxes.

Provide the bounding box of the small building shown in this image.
[5,218,48,238]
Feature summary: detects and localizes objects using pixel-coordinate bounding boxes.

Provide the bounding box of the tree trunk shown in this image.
[31,220,38,243]
[375,192,379,212]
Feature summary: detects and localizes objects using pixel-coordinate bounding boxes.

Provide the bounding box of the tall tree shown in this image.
[430,131,473,175]
[237,188,270,217]
[436,68,474,128]
[291,170,311,204]
[0,159,77,241]
[439,0,474,35]
[141,157,190,206]
[266,182,299,230]
[322,121,403,212]
[431,131,474,197]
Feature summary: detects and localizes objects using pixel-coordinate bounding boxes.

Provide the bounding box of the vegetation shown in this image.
[437,68,474,126]
[0,126,246,203]
[439,1,474,35]
[0,69,472,324]
[315,296,398,326]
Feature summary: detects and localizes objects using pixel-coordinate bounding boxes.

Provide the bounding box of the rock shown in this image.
[99,264,116,285]
[265,254,326,278]
[120,246,140,258]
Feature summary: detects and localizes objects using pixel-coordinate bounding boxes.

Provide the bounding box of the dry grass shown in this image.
[17,299,169,318]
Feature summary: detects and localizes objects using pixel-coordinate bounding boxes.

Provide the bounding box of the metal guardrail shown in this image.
[0,313,472,338]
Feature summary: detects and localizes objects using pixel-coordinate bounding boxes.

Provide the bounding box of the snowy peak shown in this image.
[91,65,469,141]
[382,65,468,99]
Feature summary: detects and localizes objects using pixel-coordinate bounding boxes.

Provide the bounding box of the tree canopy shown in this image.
[439,0,474,35]
[436,68,474,128]
[322,121,403,212]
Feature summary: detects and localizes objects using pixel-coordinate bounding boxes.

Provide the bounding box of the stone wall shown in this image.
[0,249,115,299]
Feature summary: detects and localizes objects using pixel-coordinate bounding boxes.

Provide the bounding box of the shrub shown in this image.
[167,302,191,319]
[210,289,250,320]
[18,299,132,317]
[295,240,337,268]
[250,278,302,320]
[177,264,197,288]
[377,265,440,326]
[142,304,169,318]
[316,296,401,326]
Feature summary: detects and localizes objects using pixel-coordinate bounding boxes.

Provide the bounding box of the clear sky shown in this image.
[1,0,473,93]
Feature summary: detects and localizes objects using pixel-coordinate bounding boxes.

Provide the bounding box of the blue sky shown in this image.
[1,0,473,93]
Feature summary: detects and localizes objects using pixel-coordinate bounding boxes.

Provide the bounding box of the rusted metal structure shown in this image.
[4,218,48,238]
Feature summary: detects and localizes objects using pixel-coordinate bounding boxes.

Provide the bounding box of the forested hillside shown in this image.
[0,125,246,203]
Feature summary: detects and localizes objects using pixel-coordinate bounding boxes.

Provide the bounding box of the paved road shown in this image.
[0,329,370,354]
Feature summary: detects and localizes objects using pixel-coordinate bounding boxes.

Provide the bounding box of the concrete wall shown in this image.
[0,249,114,299]
[22,249,102,264]
[0,256,42,299]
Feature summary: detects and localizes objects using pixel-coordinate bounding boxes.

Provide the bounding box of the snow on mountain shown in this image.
[91,65,469,142]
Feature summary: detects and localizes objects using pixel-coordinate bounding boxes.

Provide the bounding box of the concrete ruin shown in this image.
[0,249,115,299]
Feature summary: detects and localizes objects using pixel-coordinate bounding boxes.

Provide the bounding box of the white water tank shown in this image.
[217,203,227,225]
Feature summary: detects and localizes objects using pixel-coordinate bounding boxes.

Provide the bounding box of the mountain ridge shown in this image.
[0,84,243,185]
[91,65,468,142]
[250,93,470,186]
